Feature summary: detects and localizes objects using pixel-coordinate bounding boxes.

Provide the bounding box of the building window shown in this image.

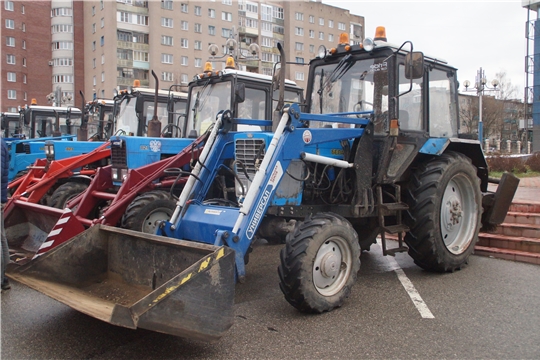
[222,28,231,38]
[54,58,73,66]
[162,0,173,10]
[52,41,73,50]
[195,6,201,16]
[261,4,272,21]
[319,18,324,26]
[52,24,73,33]
[5,19,14,29]
[181,74,188,84]
[100,36,104,46]
[6,37,15,47]
[161,17,173,28]
[93,58,96,68]
[181,21,188,31]
[295,42,304,51]
[295,72,304,81]
[6,54,15,64]
[101,54,105,64]
[319,32,324,40]
[195,58,202,68]
[101,72,105,82]
[7,90,16,100]
[222,11,232,21]
[261,21,271,32]
[309,44,314,53]
[162,71,173,81]
[309,15,314,24]
[181,56,188,66]
[101,18,104,28]
[93,76,96,86]
[194,23,201,33]
[338,22,346,31]
[329,34,334,42]
[51,8,73,17]
[208,9,215,18]
[92,41,96,50]
[23,74,26,83]
[134,51,148,62]
[22,57,26,66]
[162,35,173,46]
[329,20,334,28]
[222,0,232,5]
[295,57,304,64]
[309,30,314,38]
[180,38,188,48]
[21,4,24,13]
[194,40,202,50]
[261,37,272,47]
[161,53,173,64]
[92,6,95,15]
[246,18,257,28]
[181,3,188,13]
[92,23,96,33]
[7,72,16,82]
[21,23,25,32]
[208,25,215,35]
[295,12,303,21]
[53,75,73,83]
[295,27,303,36]
[273,7,283,20]
[5,1,14,11]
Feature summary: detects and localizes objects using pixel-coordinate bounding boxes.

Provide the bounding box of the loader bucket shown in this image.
[7,225,236,342]
[4,201,66,264]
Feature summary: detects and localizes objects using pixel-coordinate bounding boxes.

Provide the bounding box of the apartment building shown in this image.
[1,0,83,111]
[84,0,363,99]
[2,0,363,112]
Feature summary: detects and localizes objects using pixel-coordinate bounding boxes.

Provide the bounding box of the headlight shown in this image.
[45,144,54,158]
[120,168,128,180]
[112,168,119,180]
[362,37,374,52]
[317,45,327,59]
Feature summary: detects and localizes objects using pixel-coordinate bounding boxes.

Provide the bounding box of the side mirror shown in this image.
[235,83,245,104]
[405,52,424,79]
[135,94,145,114]
[24,108,31,125]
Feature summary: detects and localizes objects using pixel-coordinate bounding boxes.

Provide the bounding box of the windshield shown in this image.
[88,106,114,139]
[310,57,389,133]
[33,113,82,137]
[115,97,137,135]
[186,80,232,136]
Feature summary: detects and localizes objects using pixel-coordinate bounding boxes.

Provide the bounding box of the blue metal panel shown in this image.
[419,138,449,155]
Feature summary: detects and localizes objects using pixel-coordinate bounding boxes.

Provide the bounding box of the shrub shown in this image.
[487,155,527,173]
[525,152,540,172]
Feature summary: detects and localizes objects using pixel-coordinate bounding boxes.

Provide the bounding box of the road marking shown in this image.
[377,239,435,319]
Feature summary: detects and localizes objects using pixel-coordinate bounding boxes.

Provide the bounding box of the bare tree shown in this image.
[494,71,519,100]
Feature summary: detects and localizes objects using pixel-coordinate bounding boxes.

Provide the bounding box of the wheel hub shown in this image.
[320,252,340,279]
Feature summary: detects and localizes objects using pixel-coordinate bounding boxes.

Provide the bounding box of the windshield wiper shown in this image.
[317,54,354,97]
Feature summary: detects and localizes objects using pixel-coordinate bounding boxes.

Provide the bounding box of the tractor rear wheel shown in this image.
[404,151,482,272]
[48,182,88,209]
[278,212,360,313]
[121,190,176,234]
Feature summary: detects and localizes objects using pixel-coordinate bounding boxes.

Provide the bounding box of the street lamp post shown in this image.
[463,67,499,147]
[208,26,260,69]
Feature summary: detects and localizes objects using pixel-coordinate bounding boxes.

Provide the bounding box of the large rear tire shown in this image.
[278,212,360,313]
[48,182,88,209]
[121,190,176,234]
[404,152,482,272]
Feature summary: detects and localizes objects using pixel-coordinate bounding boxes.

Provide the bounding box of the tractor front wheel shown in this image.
[404,151,482,272]
[278,212,360,313]
[48,182,88,209]
[121,190,176,234]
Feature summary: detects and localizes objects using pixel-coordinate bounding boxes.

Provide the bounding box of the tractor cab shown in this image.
[113,84,187,137]
[306,28,469,185]
[184,58,303,137]
[1,112,23,139]
[85,99,115,140]
[22,104,83,139]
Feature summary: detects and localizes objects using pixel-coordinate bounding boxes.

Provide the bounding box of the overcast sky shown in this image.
[323,0,530,100]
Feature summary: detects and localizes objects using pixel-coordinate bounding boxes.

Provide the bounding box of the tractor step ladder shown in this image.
[377,185,409,256]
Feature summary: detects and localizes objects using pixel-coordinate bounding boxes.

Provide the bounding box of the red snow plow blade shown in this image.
[7,225,236,341]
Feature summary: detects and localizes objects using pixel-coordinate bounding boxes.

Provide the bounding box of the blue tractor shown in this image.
[6,28,518,341]
[4,104,82,181]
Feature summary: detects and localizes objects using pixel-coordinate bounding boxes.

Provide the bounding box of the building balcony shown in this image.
[117,59,133,67]
[273,18,284,26]
[117,77,149,87]
[117,3,148,14]
[117,40,133,49]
